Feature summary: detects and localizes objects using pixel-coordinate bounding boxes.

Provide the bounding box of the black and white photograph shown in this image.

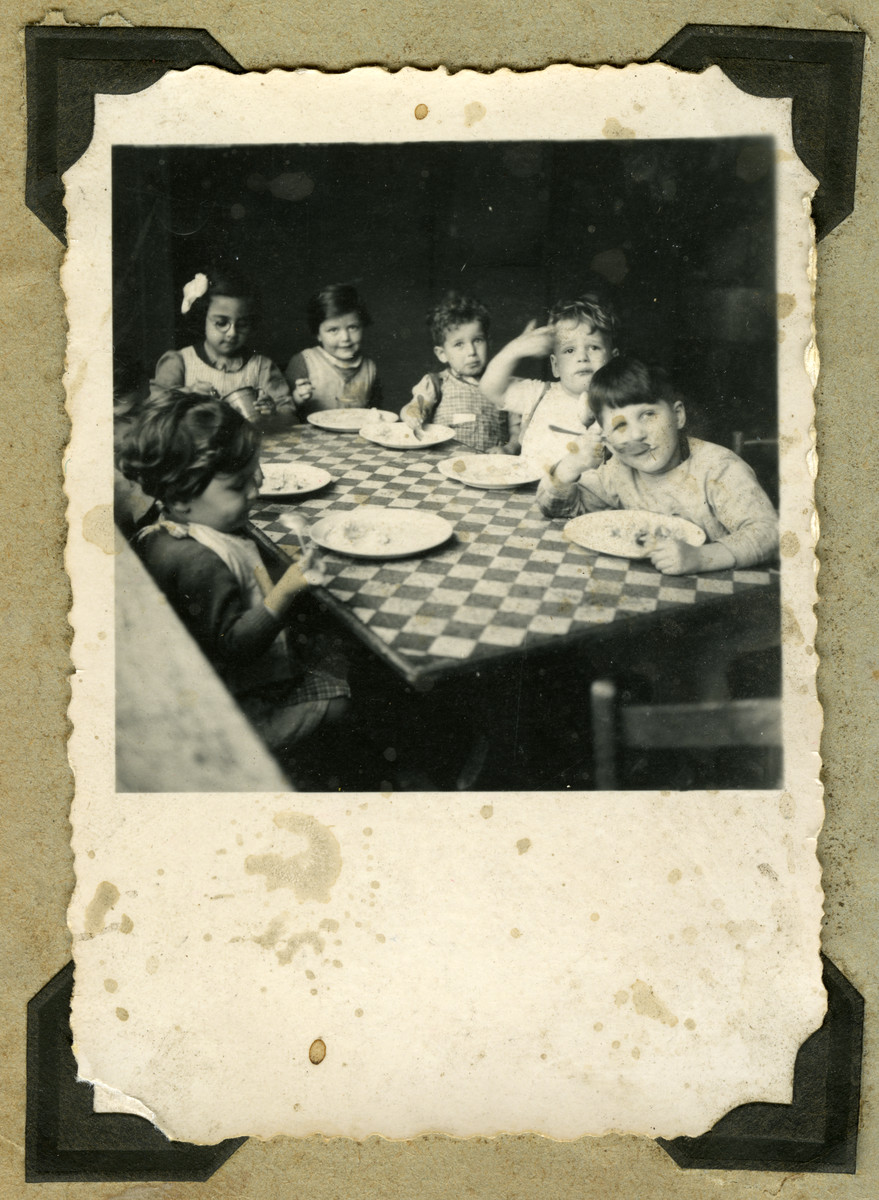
[65,64,824,1148]
[112,133,783,793]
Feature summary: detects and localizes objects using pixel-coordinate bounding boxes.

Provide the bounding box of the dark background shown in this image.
[113,137,776,453]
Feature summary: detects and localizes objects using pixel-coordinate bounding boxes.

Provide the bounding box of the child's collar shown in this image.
[198,341,252,372]
[445,367,482,385]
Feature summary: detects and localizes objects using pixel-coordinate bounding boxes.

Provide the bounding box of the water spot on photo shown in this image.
[245,812,342,902]
[602,117,636,139]
[276,931,326,966]
[84,882,119,936]
[82,504,118,554]
[464,101,486,127]
[631,980,678,1027]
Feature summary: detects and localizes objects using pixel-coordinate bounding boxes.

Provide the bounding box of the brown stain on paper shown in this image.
[464,101,486,126]
[253,914,288,948]
[245,811,342,902]
[82,503,118,554]
[84,881,119,936]
[603,117,636,139]
[252,912,329,964]
[277,931,325,965]
[631,979,679,1027]
[776,292,797,319]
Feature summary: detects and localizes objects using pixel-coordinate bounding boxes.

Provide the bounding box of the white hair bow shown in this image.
[180,273,210,314]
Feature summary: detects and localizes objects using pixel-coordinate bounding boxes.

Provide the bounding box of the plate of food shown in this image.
[563,509,707,559]
[259,463,333,496]
[437,454,542,489]
[360,423,456,450]
[307,408,399,432]
[309,507,454,559]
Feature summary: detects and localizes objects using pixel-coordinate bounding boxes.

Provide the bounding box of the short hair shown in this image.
[307,283,372,336]
[117,390,259,503]
[588,357,678,421]
[427,292,491,345]
[547,294,617,345]
[184,265,261,337]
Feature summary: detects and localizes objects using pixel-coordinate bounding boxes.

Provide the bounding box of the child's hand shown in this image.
[649,538,704,576]
[255,392,276,418]
[509,319,556,360]
[263,555,312,617]
[292,378,314,405]
[552,440,602,484]
[402,395,430,431]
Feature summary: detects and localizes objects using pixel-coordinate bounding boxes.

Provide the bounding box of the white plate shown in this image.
[310,507,454,559]
[360,422,456,450]
[564,509,707,559]
[437,454,542,489]
[306,408,398,432]
[259,463,333,496]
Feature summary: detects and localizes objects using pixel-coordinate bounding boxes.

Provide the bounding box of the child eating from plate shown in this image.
[537,356,778,574]
[479,294,617,468]
[118,390,350,759]
[400,292,509,452]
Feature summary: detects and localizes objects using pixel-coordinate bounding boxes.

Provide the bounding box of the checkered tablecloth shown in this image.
[249,427,778,682]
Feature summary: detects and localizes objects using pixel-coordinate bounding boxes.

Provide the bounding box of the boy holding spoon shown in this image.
[538,357,778,574]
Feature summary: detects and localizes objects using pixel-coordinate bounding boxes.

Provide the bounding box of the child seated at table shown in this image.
[400,292,509,452]
[479,294,617,468]
[537,357,778,574]
[153,266,301,425]
[118,390,350,757]
[285,283,383,414]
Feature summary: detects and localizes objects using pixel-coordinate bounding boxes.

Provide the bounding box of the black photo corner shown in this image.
[24,22,865,1182]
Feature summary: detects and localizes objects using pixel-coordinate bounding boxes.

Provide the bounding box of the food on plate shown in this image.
[563,509,706,559]
[633,524,673,550]
[339,519,392,550]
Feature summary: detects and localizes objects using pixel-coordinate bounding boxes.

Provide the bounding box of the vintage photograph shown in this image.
[66,65,823,1147]
[113,134,782,793]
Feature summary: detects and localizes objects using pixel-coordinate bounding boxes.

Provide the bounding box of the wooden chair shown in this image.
[731,431,779,508]
[590,679,782,790]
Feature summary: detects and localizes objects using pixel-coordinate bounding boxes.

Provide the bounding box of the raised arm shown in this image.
[479,320,555,406]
